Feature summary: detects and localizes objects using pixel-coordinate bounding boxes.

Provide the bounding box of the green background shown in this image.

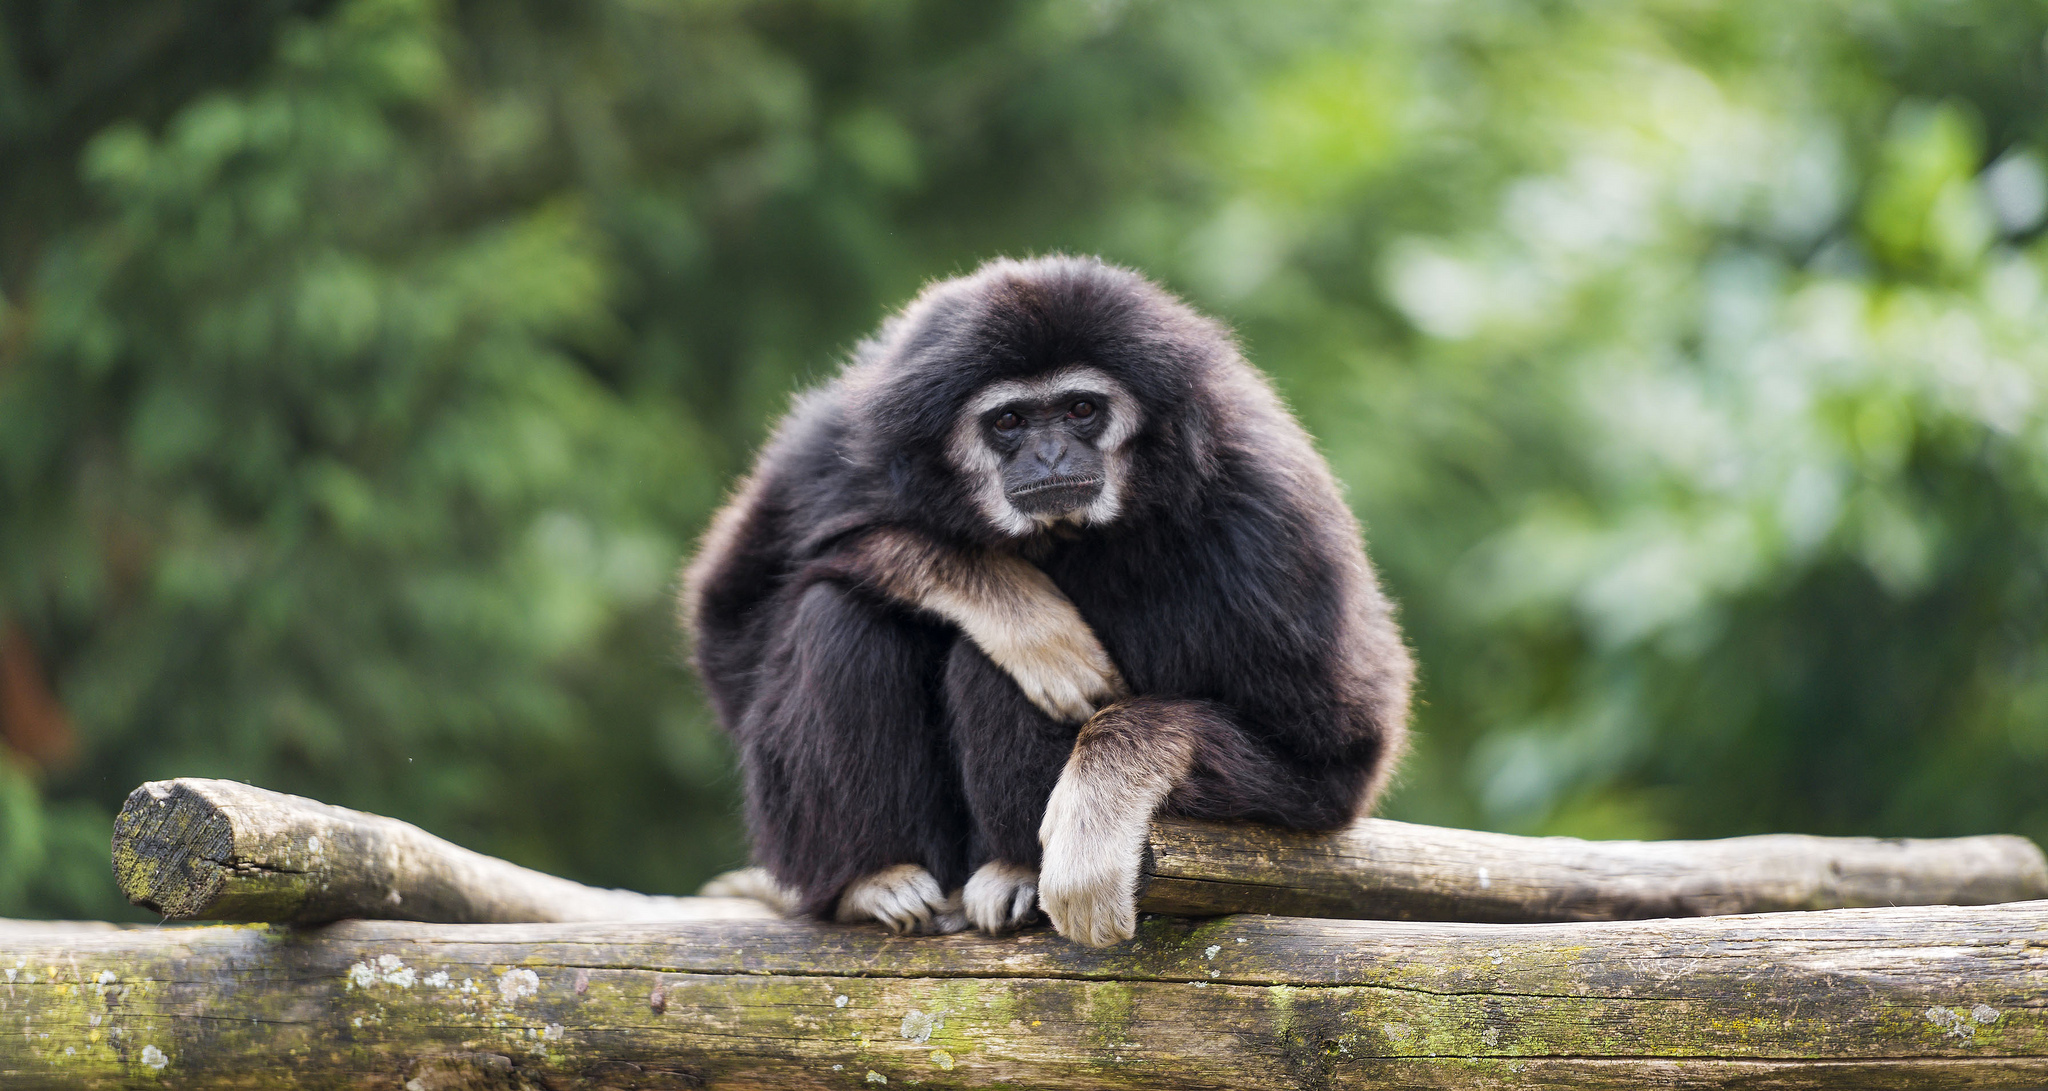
[6,0,2048,919]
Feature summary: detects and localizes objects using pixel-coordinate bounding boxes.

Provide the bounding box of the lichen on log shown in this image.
[3,903,2047,1089]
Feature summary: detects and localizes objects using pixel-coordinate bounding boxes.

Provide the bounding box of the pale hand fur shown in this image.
[1036,778,1153,946]
[962,860,1040,934]
[857,530,1127,723]
[834,864,967,934]
[1038,710,1199,947]
[958,557,1126,723]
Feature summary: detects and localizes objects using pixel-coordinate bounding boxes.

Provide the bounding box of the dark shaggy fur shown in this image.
[683,255,1413,918]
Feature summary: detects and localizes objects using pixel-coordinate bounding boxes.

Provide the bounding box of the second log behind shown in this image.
[110,777,2048,926]
[1143,816,2048,922]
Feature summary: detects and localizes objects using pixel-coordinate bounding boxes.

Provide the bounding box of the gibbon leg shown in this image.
[735,582,968,930]
[942,639,1075,933]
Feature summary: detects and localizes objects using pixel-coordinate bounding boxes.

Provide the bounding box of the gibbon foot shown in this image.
[963,860,1040,933]
[834,864,967,934]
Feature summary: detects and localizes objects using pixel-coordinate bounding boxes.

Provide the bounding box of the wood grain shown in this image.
[111,779,773,924]
[4,904,2046,1088]
[1143,816,2048,921]
[114,779,2048,928]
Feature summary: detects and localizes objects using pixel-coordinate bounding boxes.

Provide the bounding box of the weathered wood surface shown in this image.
[112,779,774,924]
[116,779,2048,928]
[0,921,129,935]
[1145,816,2048,922]
[4,903,2048,1090]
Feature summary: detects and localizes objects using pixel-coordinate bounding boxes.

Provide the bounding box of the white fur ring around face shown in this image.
[834,864,967,934]
[1036,777,1146,948]
[963,861,1040,933]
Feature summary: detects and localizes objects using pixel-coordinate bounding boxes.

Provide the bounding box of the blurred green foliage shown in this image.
[4,0,2048,918]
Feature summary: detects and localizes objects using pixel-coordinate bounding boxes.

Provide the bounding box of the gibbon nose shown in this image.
[1032,437,1070,470]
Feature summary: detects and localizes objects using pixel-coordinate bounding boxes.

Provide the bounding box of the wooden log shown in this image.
[0,921,129,935]
[1144,816,2048,922]
[111,779,773,924]
[3,903,2047,1089]
[114,778,2048,926]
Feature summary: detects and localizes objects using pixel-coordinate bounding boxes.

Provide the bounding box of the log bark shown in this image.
[0,920,128,935]
[111,779,773,924]
[1144,816,2048,922]
[3,903,2047,1089]
[115,778,2048,926]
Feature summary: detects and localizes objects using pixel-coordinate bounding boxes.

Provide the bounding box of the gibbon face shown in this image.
[946,365,1142,538]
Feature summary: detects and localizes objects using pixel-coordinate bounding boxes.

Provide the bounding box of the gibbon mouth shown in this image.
[1005,476,1104,514]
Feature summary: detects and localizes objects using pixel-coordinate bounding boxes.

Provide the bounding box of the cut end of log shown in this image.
[108,777,2048,933]
[111,780,239,918]
[111,778,786,925]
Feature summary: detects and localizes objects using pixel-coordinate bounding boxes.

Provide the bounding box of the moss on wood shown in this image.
[4,904,2046,1089]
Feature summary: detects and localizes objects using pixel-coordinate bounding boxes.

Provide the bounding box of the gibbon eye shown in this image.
[994,412,1023,432]
[1068,400,1095,420]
